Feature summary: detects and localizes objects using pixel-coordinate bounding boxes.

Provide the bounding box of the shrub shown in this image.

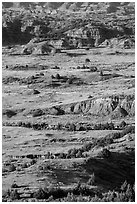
[82,142,93,152]
[3,109,17,118]
[25,122,32,128]
[125,184,135,201]
[56,123,62,130]
[11,183,19,188]
[69,148,79,157]
[121,180,128,191]
[87,173,96,185]
[33,187,47,199]
[100,148,111,158]
[78,125,86,131]
[72,183,94,196]
[93,122,115,130]
[65,123,76,131]
[33,89,40,94]
[61,192,77,202]
[119,120,127,128]
[32,109,44,117]
[30,159,37,165]
[76,150,83,158]
[94,123,101,130]
[18,121,22,126]
[121,125,135,136]
[2,189,11,198]
[102,190,117,202]
[100,70,103,76]
[55,73,60,79]
[67,77,74,84]
[108,122,115,130]
[58,153,66,159]
[48,187,67,199]
[9,164,16,172]
[10,189,20,200]
[111,132,121,139]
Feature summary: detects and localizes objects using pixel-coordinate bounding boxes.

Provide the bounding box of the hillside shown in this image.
[2,2,135,45]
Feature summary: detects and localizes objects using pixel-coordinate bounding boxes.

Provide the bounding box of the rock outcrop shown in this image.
[59,94,135,117]
[29,94,134,118]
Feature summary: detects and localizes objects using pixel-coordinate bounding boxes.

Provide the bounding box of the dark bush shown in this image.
[76,150,83,158]
[67,78,73,84]
[52,106,65,115]
[121,125,135,136]
[11,183,19,188]
[3,109,17,118]
[125,184,135,201]
[87,173,96,185]
[93,122,115,130]
[33,89,40,94]
[121,180,128,191]
[69,151,76,158]
[72,183,94,196]
[32,123,39,130]
[22,162,28,168]
[56,123,63,130]
[108,122,115,130]
[25,122,32,128]
[95,136,113,147]
[55,73,60,79]
[76,125,86,131]
[65,123,76,131]
[85,58,90,63]
[93,123,101,130]
[119,120,127,128]
[100,70,103,76]
[48,187,68,199]
[32,109,44,117]
[30,159,37,165]
[18,121,22,126]
[82,142,93,152]
[111,132,121,139]
[33,187,48,199]
[100,148,111,158]
[51,75,55,79]
[10,189,20,200]
[58,153,66,159]
[9,164,16,172]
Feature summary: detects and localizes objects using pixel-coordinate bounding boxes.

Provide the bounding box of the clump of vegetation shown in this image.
[3,109,17,118]
[119,120,127,128]
[33,89,40,94]
[33,187,48,199]
[21,162,28,168]
[56,123,63,130]
[65,122,76,131]
[11,182,19,188]
[9,164,16,172]
[99,148,111,158]
[82,142,93,152]
[3,181,135,202]
[121,125,135,136]
[87,173,96,185]
[32,109,44,117]
[55,73,61,79]
[10,189,20,200]
[72,182,94,196]
[67,78,73,84]
[61,182,135,202]
[93,122,115,130]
